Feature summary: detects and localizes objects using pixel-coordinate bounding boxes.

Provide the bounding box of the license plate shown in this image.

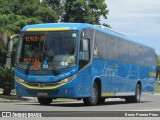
[37,92,48,96]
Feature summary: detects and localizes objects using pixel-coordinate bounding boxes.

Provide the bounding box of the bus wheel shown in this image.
[37,97,53,105]
[125,84,141,103]
[83,83,98,106]
[134,83,141,103]
[97,97,105,104]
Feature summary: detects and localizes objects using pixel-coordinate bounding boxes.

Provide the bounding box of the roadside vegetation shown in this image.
[155,80,160,93]
[0,66,14,95]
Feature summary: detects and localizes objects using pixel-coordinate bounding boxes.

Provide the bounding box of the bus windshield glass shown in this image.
[15,31,78,71]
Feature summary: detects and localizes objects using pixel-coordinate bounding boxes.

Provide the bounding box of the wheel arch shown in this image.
[94,77,102,97]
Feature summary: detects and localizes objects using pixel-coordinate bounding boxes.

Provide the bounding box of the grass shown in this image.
[0,88,3,94]
[155,80,160,93]
[0,94,19,99]
[0,88,24,100]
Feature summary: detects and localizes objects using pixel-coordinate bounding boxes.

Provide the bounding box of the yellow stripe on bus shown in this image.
[149,72,156,77]
[102,92,114,97]
[27,27,69,31]
[16,79,66,90]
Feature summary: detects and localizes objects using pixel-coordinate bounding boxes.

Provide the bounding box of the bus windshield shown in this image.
[15,31,78,71]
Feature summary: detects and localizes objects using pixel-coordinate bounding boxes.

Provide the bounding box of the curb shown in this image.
[0,94,38,103]
[0,99,37,103]
[154,93,160,95]
[0,95,76,103]
[0,97,38,103]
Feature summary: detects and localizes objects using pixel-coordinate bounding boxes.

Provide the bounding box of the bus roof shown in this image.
[21,23,154,49]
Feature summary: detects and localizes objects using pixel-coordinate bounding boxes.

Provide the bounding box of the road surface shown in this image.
[0,94,160,118]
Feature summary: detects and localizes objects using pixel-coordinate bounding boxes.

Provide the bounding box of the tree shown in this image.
[0,66,14,95]
[0,14,41,34]
[88,0,109,24]
[19,0,59,23]
[0,41,7,66]
[156,55,160,66]
[0,0,59,33]
[61,0,109,26]
[62,0,90,22]
[156,55,160,79]
[46,0,63,17]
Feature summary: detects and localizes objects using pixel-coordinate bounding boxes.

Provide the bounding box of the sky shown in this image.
[101,0,160,55]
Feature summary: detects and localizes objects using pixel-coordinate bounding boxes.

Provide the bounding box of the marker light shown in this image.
[15,75,25,83]
[60,74,77,83]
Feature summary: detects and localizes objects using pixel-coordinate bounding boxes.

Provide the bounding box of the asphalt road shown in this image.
[0,94,160,118]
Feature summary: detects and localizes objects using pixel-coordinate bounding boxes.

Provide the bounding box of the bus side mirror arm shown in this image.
[6,34,20,68]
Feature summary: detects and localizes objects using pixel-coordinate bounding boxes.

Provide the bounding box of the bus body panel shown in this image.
[14,23,156,101]
[15,59,155,98]
[91,59,155,97]
[15,77,78,98]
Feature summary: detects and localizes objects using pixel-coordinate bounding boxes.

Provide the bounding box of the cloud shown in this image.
[102,0,160,54]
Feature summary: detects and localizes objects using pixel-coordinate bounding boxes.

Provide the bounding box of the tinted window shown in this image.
[107,37,118,60]
[95,31,107,59]
[129,42,138,64]
[118,39,129,62]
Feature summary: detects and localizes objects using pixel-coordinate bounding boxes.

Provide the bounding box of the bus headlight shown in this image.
[15,75,25,83]
[60,74,77,83]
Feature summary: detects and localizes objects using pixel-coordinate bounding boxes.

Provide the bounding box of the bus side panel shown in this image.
[91,59,124,96]
[90,59,156,97]
[77,66,93,97]
[141,66,156,93]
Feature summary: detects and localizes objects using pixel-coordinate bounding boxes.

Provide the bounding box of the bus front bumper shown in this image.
[14,76,78,98]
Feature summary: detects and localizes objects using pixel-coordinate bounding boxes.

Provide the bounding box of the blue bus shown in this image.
[14,23,156,105]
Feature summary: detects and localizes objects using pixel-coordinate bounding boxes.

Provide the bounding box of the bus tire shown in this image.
[134,83,141,103]
[83,83,98,106]
[125,83,141,103]
[97,97,106,104]
[37,97,53,105]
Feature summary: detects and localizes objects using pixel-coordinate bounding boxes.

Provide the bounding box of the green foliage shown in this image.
[62,0,109,26]
[0,42,7,66]
[46,0,63,17]
[0,14,41,33]
[0,66,14,95]
[155,81,160,93]
[62,0,90,22]
[0,0,59,33]
[156,54,160,66]
[0,0,110,33]
[0,0,59,22]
